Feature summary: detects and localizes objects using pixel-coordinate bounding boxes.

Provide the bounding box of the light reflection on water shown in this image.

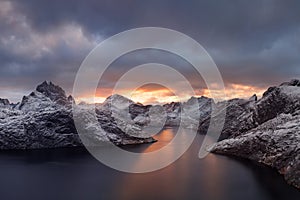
[0,128,299,200]
[118,128,299,200]
[118,128,225,200]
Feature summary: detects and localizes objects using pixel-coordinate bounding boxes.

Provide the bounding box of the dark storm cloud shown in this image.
[0,0,300,101]
[13,0,300,49]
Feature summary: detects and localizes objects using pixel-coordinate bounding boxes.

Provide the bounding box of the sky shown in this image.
[0,0,299,104]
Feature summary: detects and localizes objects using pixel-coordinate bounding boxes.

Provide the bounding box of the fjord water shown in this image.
[0,128,299,200]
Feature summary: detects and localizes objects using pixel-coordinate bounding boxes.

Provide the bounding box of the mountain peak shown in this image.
[263,79,300,98]
[280,79,300,87]
[36,81,67,104]
[0,98,10,106]
[249,94,257,101]
[105,94,134,103]
[67,95,75,104]
[102,94,134,109]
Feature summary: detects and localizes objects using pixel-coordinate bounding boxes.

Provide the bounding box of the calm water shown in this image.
[0,128,299,200]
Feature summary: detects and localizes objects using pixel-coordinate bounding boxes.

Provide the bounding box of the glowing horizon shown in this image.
[75,83,266,105]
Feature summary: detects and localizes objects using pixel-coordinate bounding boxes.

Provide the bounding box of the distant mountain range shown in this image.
[0,79,299,189]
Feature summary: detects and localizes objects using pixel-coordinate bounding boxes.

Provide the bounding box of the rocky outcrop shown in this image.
[198,97,255,139]
[199,79,300,140]
[111,95,214,130]
[163,102,181,126]
[210,79,300,189]
[67,95,75,104]
[0,98,10,106]
[249,94,257,101]
[0,82,155,149]
[138,96,212,130]
[36,81,69,105]
[0,108,81,149]
[210,111,300,189]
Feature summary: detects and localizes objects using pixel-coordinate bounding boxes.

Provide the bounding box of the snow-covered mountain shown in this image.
[0,80,217,149]
[0,81,155,149]
[0,81,214,150]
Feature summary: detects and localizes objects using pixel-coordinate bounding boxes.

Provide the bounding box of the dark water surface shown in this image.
[0,128,299,200]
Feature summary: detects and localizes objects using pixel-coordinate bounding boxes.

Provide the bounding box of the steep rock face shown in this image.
[0,108,81,149]
[128,103,152,126]
[98,95,145,136]
[210,80,300,189]
[200,79,300,140]
[182,96,213,129]
[197,97,254,137]
[254,83,300,125]
[162,96,213,129]
[129,103,151,120]
[73,104,156,146]
[36,81,69,105]
[163,102,181,126]
[210,111,300,189]
[0,82,155,149]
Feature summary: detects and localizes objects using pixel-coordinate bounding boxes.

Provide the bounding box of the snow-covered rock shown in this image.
[100,95,214,131]
[210,79,300,189]
[210,111,300,189]
[162,96,213,129]
[102,94,134,110]
[0,82,155,149]
[200,79,300,140]
[0,98,10,106]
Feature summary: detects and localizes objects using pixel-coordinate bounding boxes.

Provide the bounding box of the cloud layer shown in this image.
[0,0,299,102]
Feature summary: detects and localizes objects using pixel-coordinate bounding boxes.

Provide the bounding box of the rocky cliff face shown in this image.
[199,79,300,140]
[198,97,257,139]
[210,79,300,189]
[0,82,155,149]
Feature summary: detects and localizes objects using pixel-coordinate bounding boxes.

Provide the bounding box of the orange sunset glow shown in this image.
[76,83,266,105]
